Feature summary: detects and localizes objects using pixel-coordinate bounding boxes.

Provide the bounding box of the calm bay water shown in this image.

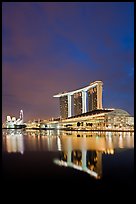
[2,129,134,194]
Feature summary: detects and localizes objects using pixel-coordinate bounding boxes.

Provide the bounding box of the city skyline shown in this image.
[2,2,134,122]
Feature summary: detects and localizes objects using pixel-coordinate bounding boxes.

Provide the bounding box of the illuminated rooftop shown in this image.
[53,81,103,97]
[61,108,114,120]
[106,109,130,116]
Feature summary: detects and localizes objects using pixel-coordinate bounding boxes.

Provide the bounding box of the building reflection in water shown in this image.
[2,129,134,179]
[2,129,24,154]
[54,150,102,179]
[53,131,134,179]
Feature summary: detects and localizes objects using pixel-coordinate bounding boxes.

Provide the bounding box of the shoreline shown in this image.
[2,127,134,132]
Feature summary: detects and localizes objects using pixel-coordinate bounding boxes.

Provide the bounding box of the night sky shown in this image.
[2,2,134,122]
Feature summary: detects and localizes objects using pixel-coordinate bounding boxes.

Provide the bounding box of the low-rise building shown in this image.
[46,109,134,131]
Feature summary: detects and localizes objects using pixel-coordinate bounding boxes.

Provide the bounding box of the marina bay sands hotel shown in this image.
[54,81,103,119]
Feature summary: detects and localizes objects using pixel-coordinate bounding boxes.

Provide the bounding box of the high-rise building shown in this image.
[88,81,103,111]
[88,87,97,111]
[74,92,82,116]
[60,96,68,119]
[54,80,103,119]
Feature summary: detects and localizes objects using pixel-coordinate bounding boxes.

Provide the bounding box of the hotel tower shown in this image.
[54,81,103,119]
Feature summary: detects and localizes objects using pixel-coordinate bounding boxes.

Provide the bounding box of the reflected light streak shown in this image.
[118,135,123,148]
[57,136,62,151]
[5,131,24,154]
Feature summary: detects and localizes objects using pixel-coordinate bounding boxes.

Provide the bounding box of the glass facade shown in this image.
[54,80,103,118]
[50,109,134,131]
[88,87,97,111]
[74,92,82,116]
[60,96,68,119]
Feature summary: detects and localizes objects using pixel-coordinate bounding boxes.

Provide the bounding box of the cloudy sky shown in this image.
[2,2,134,122]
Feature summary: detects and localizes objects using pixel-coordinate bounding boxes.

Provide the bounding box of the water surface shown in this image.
[2,129,134,194]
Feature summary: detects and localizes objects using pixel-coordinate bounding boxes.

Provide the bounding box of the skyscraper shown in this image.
[74,92,82,116]
[88,81,103,111]
[60,96,68,119]
[54,80,103,119]
[88,87,97,111]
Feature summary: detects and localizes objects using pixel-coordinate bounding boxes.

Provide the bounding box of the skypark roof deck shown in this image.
[53,81,103,97]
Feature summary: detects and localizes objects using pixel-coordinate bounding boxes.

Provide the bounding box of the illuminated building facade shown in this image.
[54,81,103,119]
[6,110,25,129]
[53,81,134,131]
[60,96,68,119]
[74,92,82,116]
[46,109,134,131]
[88,87,97,111]
[88,81,103,111]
